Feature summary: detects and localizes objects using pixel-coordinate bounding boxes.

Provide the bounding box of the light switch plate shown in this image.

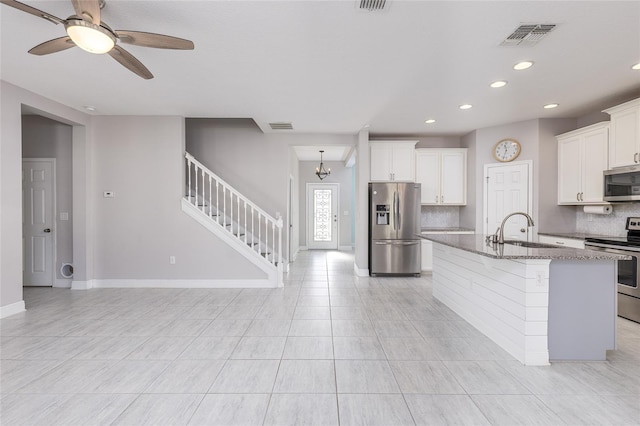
[103,191,115,198]
[60,212,69,221]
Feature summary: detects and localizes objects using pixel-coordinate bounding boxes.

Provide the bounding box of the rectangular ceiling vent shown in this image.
[359,0,386,11]
[269,122,293,130]
[500,24,557,47]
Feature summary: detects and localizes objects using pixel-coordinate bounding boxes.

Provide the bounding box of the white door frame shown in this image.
[287,174,294,268]
[306,182,340,250]
[482,160,533,236]
[22,158,57,287]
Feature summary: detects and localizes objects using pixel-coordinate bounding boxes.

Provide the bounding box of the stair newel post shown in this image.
[271,219,276,264]
[187,157,192,202]
[277,215,283,268]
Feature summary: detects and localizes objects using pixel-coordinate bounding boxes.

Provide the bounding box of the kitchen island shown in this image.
[420,234,628,366]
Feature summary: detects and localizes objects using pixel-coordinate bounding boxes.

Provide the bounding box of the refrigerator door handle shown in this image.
[374,241,392,245]
[394,191,401,230]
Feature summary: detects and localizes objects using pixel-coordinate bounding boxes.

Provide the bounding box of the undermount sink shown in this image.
[503,240,561,249]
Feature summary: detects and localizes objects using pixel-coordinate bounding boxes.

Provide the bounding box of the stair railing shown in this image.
[185,152,283,269]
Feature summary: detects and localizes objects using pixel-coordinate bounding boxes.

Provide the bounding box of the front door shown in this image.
[484,161,532,241]
[23,159,56,286]
[307,183,339,250]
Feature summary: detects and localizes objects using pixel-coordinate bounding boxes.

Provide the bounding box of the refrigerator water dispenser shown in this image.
[376,205,390,225]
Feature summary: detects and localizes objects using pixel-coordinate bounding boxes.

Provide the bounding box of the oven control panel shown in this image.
[626,217,640,231]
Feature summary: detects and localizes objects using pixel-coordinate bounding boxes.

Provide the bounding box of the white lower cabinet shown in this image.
[538,235,585,249]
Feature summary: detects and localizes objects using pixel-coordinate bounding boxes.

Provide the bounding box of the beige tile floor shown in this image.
[1,250,639,425]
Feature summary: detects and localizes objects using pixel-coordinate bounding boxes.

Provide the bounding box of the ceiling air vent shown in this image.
[500,23,557,47]
[269,122,293,130]
[359,0,386,11]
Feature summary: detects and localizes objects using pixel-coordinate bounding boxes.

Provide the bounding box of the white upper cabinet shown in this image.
[557,122,609,204]
[604,98,640,168]
[415,148,467,205]
[370,141,417,181]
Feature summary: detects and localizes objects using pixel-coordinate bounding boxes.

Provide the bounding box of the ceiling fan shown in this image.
[0,0,194,79]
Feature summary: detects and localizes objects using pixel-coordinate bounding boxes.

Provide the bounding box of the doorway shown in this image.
[307,183,339,250]
[23,159,56,286]
[483,161,533,241]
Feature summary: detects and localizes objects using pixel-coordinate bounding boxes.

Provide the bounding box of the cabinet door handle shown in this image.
[580,192,584,201]
[555,241,565,245]
[635,153,638,163]
[441,195,444,203]
[577,193,580,201]
[435,195,439,203]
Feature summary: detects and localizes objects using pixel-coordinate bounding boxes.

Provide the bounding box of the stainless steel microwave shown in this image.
[604,165,640,201]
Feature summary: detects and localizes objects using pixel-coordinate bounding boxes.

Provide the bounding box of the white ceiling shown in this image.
[1,1,639,136]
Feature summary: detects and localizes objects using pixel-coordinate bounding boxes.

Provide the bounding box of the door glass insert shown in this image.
[313,189,332,242]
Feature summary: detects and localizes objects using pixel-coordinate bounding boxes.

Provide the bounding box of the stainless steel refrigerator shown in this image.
[368,182,421,276]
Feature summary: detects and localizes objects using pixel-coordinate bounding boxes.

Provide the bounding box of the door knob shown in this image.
[43,228,51,233]
[520,228,526,233]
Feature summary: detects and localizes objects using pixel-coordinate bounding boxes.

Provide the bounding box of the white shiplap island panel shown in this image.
[425,235,622,366]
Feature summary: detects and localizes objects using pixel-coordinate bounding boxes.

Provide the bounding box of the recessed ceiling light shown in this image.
[632,63,640,70]
[83,105,96,112]
[513,61,534,70]
[490,80,507,88]
[425,119,436,124]
[543,103,559,109]
[459,104,473,110]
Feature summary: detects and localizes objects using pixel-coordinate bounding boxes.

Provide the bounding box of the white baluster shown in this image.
[230,191,233,233]
[201,169,206,213]
[208,175,212,218]
[187,158,192,202]
[237,196,240,238]
[265,217,269,260]
[223,187,226,227]
[258,213,261,255]
[272,220,275,264]
[244,201,247,244]
[216,181,219,223]
[194,165,198,207]
[251,209,255,251]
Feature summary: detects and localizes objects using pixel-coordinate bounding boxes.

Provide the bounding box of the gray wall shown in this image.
[298,160,354,248]
[22,115,74,284]
[92,116,264,280]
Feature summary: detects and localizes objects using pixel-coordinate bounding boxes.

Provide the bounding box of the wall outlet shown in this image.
[60,212,69,221]
[169,256,176,265]
[103,191,115,198]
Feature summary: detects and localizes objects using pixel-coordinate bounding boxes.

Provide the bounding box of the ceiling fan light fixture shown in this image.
[65,18,115,54]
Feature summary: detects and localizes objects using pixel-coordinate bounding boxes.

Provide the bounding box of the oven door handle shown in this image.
[585,242,640,254]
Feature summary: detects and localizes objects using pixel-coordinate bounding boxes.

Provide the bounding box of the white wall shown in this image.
[91,116,264,280]
[1,81,92,313]
[298,160,354,249]
[22,115,74,285]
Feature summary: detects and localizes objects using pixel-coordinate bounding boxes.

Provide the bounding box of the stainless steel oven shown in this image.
[585,217,640,324]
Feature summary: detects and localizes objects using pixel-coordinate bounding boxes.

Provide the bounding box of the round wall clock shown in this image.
[493,138,521,162]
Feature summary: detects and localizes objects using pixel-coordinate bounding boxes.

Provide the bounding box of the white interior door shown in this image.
[484,161,532,241]
[23,159,55,286]
[307,183,339,250]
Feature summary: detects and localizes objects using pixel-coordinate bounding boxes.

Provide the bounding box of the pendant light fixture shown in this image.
[315,150,331,180]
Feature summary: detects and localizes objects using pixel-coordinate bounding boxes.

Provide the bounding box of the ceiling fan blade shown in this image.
[0,0,64,24]
[28,37,76,55]
[108,45,153,79]
[116,30,194,50]
[71,0,100,24]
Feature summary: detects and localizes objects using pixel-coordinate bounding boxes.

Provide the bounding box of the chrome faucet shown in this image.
[497,212,535,244]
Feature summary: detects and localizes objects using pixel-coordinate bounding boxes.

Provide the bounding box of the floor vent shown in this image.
[359,0,386,11]
[269,122,293,130]
[500,23,557,47]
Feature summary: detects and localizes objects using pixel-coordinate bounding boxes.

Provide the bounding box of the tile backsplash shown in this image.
[576,203,640,236]
[421,206,459,228]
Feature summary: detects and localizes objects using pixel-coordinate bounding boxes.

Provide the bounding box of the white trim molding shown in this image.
[90,279,273,289]
[0,300,26,318]
[71,280,95,290]
[354,264,369,277]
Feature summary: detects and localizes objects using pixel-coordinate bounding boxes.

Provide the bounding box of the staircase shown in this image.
[182,152,284,287]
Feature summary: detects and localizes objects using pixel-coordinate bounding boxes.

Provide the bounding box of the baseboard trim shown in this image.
[71,280,95,290]
[54,279,72,288]
[339,245,354,251]
[89,279,275,289]
[354,264,369,277]
[0,300,26,318]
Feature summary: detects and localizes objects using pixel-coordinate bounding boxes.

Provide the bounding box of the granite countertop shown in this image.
[538,232,620,240]
[421,227,475,234]
[419,234,630,260]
